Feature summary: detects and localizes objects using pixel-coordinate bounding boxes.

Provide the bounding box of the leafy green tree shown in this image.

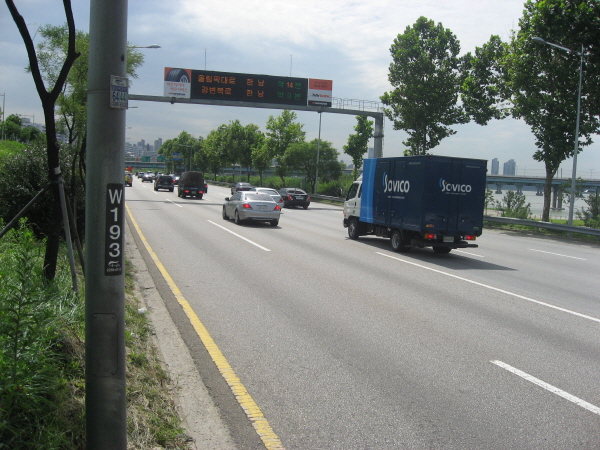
[460,35,512,125]
[264,110,305,183]
[464,1,600,222]
[203,126,230,179]
[222,120,263,181]
[251,142,270,186]
[505,1,600,222]
[285,139,342,193]
[33,24,144,148]
[381,16,467,155]
[344,116,374,179]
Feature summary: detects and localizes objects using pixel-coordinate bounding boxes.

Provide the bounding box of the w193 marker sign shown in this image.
[105,184,124,276]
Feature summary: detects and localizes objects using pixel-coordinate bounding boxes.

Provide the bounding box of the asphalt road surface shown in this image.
[125,179,600,449]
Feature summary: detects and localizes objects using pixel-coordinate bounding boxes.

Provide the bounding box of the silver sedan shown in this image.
[222,192,281,226]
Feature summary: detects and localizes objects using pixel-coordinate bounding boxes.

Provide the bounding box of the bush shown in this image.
[576,192,600,229]
[495,191,532,219]
[0,220,84,449]
[0,140,85,240]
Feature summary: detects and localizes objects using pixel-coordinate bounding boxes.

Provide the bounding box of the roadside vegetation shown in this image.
[0,221,192,449]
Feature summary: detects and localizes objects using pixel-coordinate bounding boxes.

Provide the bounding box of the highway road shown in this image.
[125,178,600,449]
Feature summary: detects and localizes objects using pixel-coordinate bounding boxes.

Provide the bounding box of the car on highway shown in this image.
[250,187,285,209]
[141,172,153,183]
[154,175,174,192]
[222,192,281,226]
[231,182,253,195]
[279,188,311,209]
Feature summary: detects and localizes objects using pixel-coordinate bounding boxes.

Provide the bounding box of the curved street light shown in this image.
[532,36,584,227]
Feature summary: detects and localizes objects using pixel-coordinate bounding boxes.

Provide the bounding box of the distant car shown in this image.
[154,175,174,191]
[172,175,181,185]
[136,171,144,178]
[279,188,311,209]
[178,171,206,199]
[231,182,253,195]
[141,173,153,183]
[222,192,281,226]
[124,172,133,187]
[250,187,285,209]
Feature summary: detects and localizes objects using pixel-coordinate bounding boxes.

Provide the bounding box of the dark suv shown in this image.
[178,171,207,199]
[154,175,174,192]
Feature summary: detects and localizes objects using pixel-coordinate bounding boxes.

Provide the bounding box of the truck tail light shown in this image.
[465,235,477,241]
[423,233,436,240]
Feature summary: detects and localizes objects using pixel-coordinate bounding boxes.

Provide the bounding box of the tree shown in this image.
[223,120,263,181]
[343,116,374,179]
[264,110,305,183]
[285,139,342,193]
[6,0,80,281]
[251,142,270,186]
[460,35,512,126]
[461,1,600,222]
[381,16,467,155]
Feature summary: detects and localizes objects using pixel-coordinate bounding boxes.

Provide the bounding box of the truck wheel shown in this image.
[391,230,410,252]
[198,193,203,199]
[347,218,360,240]
[433,247,451,254]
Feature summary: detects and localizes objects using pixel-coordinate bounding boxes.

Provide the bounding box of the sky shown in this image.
[1,0,599,179]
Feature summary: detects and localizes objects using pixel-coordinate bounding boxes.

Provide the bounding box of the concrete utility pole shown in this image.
[85,0,128,448]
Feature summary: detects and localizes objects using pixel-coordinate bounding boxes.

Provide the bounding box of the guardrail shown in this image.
[309,194,600,238]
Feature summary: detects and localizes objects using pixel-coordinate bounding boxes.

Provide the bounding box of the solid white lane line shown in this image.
[167,199,182,207]
[454,249,485,258]
[528,248,586,260]
[376,252,600,324]
[491,360,600,416]
[208,220,271,252]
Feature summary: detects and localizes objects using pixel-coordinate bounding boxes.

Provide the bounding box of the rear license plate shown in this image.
[443,236,454,243]
[295,196,303,200]
[257,205,267,211]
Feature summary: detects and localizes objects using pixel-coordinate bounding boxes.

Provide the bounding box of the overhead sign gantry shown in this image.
[129,67,383,157]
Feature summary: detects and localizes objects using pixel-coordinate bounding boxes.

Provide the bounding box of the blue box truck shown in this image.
[343,155,487,253]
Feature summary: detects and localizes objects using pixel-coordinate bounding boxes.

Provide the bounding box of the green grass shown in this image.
[0,221,192,449]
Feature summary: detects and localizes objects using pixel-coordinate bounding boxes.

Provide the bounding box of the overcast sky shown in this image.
[1,0,598,178]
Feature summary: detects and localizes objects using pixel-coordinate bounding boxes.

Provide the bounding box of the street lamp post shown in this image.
[0,93,5,141]
[532,37,584,226]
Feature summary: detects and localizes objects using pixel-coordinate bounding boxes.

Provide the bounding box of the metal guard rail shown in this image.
[309,194,600,238]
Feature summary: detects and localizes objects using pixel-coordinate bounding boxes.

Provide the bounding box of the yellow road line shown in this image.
[126,204,285,449]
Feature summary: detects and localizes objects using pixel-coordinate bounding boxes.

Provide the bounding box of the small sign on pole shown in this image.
[110,75,129,109]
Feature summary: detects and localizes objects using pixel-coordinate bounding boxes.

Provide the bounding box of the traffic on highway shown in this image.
[125,175,600,449]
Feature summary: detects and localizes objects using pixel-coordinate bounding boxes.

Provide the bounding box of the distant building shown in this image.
[491,158,499,175]
[154,138,162,153]
[503,159,516,176]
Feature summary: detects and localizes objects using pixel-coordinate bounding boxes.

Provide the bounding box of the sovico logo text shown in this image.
[439,178,472,193]
[383,173,410,193]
